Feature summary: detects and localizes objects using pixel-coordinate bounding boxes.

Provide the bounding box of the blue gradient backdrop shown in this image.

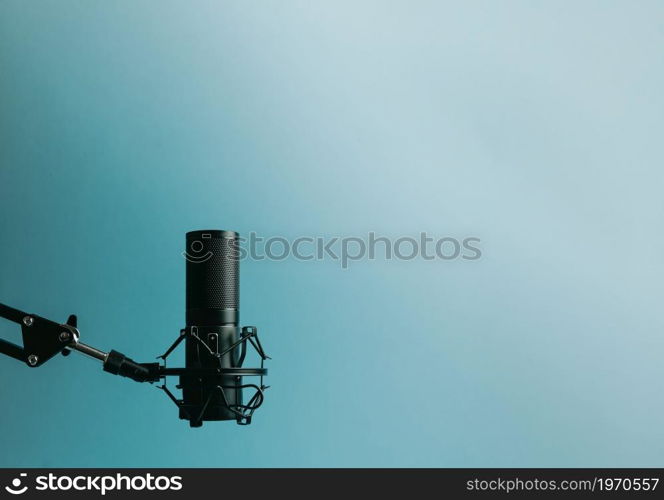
[1,1,663,467]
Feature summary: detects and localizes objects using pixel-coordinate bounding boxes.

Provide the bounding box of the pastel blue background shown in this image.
[1,1,663,467]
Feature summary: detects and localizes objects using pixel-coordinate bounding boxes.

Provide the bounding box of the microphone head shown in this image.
[185,230,239,327]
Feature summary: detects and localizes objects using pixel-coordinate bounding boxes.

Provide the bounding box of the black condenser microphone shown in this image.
[177,230,268,427]
[0,229,268,427]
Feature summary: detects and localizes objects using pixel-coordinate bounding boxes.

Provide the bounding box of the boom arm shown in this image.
[0,302,159,382]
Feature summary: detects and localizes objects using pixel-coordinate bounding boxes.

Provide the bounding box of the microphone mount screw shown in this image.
[23,316,34,327]
[27,354,38,366]
[59,331,71,342]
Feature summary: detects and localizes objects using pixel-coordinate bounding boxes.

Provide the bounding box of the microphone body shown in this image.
[182,230,241,426]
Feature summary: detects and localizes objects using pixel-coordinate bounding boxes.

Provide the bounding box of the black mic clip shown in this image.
[155,325,270,426]
[103,350,161,383]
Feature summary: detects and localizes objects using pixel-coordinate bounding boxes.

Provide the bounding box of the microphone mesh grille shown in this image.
[186,233,239,311]
[205,237,238,310]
